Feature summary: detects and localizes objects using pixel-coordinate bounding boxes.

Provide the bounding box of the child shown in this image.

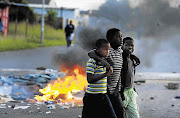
[82,38,117,118]
[88,28,125,118]
[121,37,140,118]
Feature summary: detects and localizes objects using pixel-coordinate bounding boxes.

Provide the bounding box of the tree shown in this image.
[45,9,57,27]
[8,0,37,23]
[0,1,9,9]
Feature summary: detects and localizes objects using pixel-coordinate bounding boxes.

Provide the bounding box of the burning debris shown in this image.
[0,67,87,118]
[0,66,87,108]
[34,65,87,102]
[0,70,180,118]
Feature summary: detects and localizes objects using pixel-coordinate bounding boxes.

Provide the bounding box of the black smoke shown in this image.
[92,0,180,39]
[52,0,180,72]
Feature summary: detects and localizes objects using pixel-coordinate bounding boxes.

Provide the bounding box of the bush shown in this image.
[45,9,57,27]
[9,0,37,23]
[0,22,66,51]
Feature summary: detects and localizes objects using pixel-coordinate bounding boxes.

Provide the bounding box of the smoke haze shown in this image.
[53,0,180,72]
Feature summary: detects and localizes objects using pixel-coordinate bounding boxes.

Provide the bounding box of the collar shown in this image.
[110,46,123,53]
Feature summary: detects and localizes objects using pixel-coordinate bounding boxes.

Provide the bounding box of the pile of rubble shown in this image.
[0,71,84,114]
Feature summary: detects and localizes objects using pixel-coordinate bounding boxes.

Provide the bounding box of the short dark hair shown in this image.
[96,38,109,48]
[123,37,134,44]
[106,28,120,42]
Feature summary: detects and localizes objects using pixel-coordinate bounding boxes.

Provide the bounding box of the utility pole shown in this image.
[41,0,45,44]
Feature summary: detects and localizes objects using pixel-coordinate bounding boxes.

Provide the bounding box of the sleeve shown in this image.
[106,54,114,66]
[88,49,112,70]
[65,26,68,32]
[88,49,98,60]
[131,54,140,66]
[86,59,96,74]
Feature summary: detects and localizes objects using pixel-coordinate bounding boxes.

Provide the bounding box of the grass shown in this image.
[0,22,66,52]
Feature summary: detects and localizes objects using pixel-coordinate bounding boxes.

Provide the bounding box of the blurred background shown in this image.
[0,0,180,73]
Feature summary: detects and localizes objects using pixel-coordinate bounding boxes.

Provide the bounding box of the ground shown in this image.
[0,46,180,118]
[0,79,179,118]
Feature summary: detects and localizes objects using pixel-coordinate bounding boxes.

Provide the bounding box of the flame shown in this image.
[34,65,87,102]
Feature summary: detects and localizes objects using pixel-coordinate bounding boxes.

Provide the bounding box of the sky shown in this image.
[54,0,180,10]
[54,0,107,10]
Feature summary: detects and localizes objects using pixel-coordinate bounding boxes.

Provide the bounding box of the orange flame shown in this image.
[34,65,87,102]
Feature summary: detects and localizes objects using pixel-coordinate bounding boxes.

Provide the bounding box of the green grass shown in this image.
[0,22,66,52]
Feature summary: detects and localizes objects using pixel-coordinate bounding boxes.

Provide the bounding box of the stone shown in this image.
[167,83,179,90]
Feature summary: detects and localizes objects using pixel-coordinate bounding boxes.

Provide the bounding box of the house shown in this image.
[0,6,9,36]
[25,0,79,28]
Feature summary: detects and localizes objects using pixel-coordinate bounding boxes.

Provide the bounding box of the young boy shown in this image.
[88,28,125,118]
[82,38,117,118]
[121,37,140,118]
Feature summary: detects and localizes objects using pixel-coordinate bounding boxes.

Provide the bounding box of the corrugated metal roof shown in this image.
[25,0,51,5]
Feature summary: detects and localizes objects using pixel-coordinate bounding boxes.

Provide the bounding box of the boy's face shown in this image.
[122,40,134,54]
[97,43,110,58]
[111,31,123,47]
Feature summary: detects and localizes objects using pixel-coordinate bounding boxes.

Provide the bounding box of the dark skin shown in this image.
[88,31,122,70]
[110,31,123,50]
[88,31,123,83]
[122,40,134,58]
[87,43,113,83]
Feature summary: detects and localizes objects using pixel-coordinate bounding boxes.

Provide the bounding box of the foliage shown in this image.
[0,22,66,51]
[45,9,57,27]
[8,0,37,23]
[0,1,9,9]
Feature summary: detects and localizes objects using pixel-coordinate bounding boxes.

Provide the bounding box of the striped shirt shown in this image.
[86,58,107,94]
[107,47,123,94]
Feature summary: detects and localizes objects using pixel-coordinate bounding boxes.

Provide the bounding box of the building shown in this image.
[25,0,79,28]
[0,6,9,36]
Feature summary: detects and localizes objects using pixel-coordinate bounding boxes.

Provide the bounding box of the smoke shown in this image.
[52,45,89,68]
[137,0,180,38]
[76,26,105,51]
[92,0,180,39]
[89,0,180,70]
[52,27,105,68]
[52,0,180,72]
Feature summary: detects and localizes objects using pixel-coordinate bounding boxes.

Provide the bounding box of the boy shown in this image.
[82,38,117,118]
[88,28,125,118]
[121,37,140,118]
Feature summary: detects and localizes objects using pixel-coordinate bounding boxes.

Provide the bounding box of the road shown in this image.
[0,47,180,118]
[0,46,66,70]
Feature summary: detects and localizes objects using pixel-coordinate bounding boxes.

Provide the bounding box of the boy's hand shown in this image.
[106,66,113,76]
[131,54,140,66]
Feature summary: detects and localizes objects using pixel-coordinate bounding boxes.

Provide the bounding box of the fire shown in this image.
[34,65,87,102]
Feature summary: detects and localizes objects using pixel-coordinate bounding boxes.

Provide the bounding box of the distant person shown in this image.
[65,20,74,47]
[82,39,117,118]
[0,18,3,35]
[121,37,140,118]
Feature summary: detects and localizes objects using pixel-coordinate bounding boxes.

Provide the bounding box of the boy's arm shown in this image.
[88,49,101,62]
[87,66,113,83]
[88,50,114,69]
[131,54,140,66]
[105,55,114,66]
